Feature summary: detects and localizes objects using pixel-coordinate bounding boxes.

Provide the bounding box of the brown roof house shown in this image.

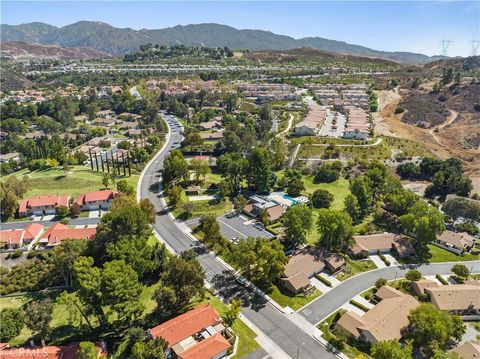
[450,341,480,359]
[410,279,439,297]
[324,253,345,274]
[336,285,419,344]
[279,247,325,294]
[425,281,480,315]
[350,232,413,258]
[243,195,284,223]
[436,230,475,254]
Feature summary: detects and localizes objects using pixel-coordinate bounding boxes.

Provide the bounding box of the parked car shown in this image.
[236,276,247,286]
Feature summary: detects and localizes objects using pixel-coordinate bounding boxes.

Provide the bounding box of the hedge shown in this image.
[377,252,391,266]
[436,274,449,285]
[315,274,332,287]
[349,299,370,312]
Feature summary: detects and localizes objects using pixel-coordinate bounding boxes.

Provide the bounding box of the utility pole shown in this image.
[441,39,452,57]
[471,40,480,56]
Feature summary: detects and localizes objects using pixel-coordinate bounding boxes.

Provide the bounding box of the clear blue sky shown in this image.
[2,1,479,56]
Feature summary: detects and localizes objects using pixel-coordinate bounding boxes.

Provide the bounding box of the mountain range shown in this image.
[0,21,445,64]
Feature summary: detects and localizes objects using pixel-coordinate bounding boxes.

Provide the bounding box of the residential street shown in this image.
[138,113,339,359]
[300,261,480,325]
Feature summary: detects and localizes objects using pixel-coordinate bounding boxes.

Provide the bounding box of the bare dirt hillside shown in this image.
[373,89,480,187]
[1,41,112,60]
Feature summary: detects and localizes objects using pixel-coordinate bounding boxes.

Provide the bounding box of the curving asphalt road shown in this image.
[300,261,480,325]
[138,112,338,359]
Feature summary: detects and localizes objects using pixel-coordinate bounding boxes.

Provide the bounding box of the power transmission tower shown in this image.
[441,39,452,56]
[471,40,480,56]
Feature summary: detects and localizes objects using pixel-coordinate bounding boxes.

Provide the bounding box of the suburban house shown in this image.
[450,340,480,359]
[425,281,480,315]
[243,195,284,223]
[200,130,224,141]
[0,342,106,358]
[0,223,44,250]
[39,223,97,247]
[18,195,70,217]
[435,230,475,254]
[410,279,439,297]
[324,253,346,274]
[149,304,233,359]
[279,247,325,294]
[350,233,413,258]
[294,103,326,136]
[0,152,21,163]
[199,119,223,131]
[75,190,117,211]
[336,285,419,344]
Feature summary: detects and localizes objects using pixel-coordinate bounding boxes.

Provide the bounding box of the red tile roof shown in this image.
[18,195,70,213]
[150,304,221,346]
[75,190,116,206]
[41,223,96,246]
[0,230,24,246]
[0,342,105,359]
[23,223,44,240]
[179,333,231,359]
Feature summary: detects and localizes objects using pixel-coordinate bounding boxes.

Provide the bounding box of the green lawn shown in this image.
[427,244,480,263]
[172,197,233,219]
[4,166,139,199]
[303,177,350,210]
[268,285,321,310]
[201,292,260,359]
[336,256,377,281]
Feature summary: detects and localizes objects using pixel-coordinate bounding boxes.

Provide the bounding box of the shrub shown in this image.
[405,269,422,282]
[314,163,340,183]
[11,250,23,259]
[27,250,38,259]
[394,107,405,114]
[377,252,391,266]
[375,278,387,288]
[349,299,369,312]
[315,274,332,287]
[60,218,70,225]
[435,274,448,285]
[311,189,334,209]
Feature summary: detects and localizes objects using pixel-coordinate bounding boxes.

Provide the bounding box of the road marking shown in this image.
[217,219,248,238]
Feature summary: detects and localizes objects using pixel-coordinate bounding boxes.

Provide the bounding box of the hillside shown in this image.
[1,21,443,64]
[0,41,112,60]
[245,48,399,66]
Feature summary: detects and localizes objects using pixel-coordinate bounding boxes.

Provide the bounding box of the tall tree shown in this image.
[400,201,445,249]
[162,149,188,186]
[25,299,53,340]
[407,303,465,356]
[317,209,353,251]
[349,175,373,218]
[228,237,286,287]
[282,205,313,249]
[101,260,145,327]
[0,308,24,341]
[246,147,274,194]
[370,340,413,359]
[217,152,247,196]
[222,299,242,328]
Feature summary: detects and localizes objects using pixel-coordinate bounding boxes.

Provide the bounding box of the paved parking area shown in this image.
[318,110,346,138]
[184,214,274,241]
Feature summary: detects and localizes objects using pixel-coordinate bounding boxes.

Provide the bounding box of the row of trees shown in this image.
[396,157,473,199]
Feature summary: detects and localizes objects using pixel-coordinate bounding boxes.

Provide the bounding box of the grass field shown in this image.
[268,284,321,311]
[428,244,480,263]
[336,256,377,281]
[303,177,350,210]
[4,166,139,199]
